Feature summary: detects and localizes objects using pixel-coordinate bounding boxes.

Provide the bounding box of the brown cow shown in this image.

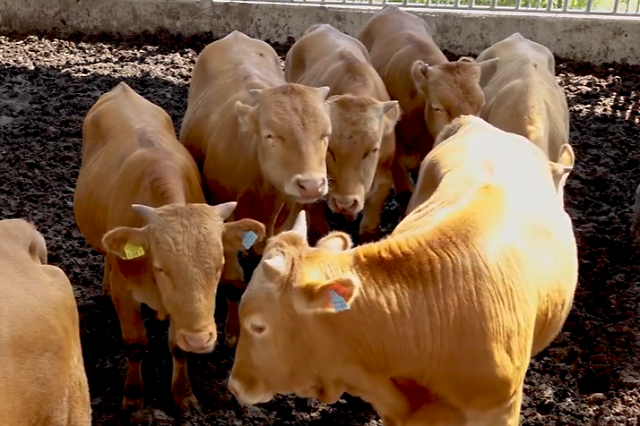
[284,23,401,243]
[227,115,578,426]
[358,5,499,213]
[475,32,575,202]
[0,219,91,426]
[180,30,333,346]
[73,82,265,415]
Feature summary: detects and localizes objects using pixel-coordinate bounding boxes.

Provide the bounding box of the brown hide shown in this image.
[0,219,91,426]
[73,82,265,414]
[357,5,499,214]
[284,23,401,243]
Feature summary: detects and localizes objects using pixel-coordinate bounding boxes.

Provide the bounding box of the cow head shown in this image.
[325,94,400,220]
[235,83,333,204]
[0,218,48,265]
[411,56,500,140]
[228,210,360,406]
[102,201,266,354]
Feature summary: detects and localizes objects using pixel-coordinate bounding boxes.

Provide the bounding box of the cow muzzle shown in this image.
[329,194,362,221]
[227,377,274,406]
[177,328,216,354]
[287,174,328,203]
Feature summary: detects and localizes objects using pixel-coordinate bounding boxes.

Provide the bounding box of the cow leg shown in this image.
[110,269,147,412]
[222,249,246,348]
[360,170,393,244]
[306,202,331,246]
[102,258,111,296]
[168,321,202,414]
[391,155,414,215]
[464,386,524,426]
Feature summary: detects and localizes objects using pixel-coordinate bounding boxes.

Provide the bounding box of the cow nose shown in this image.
[180,330,215,353]
[335,196,359,212]
[295,176,327,199]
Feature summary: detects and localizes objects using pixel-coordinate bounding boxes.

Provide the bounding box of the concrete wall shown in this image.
[1,0,639,65]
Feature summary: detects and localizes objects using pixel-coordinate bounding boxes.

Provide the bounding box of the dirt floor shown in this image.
[1,30,640,425]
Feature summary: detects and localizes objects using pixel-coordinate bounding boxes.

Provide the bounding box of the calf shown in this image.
[475,32,575,201]
[0,219,91,426]
[357,5,499,213]
[285,23,401,243]
[227,115,578,426]
[180,30,333,345]
[73,82,265,414]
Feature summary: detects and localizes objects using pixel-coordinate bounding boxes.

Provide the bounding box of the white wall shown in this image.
[1,0,638,65]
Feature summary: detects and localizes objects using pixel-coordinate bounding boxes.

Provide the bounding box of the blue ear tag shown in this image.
[328,290,350,312]
[242,231,259,250]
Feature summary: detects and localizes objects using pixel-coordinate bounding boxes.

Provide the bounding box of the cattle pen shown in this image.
[1,0,640,424]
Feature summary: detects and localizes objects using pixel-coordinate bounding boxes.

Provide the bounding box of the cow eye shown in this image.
[432,106,443,113]
[250,323,266,334]
[363,147,380,160]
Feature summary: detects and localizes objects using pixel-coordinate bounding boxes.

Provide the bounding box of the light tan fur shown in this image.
[0,219,91,426]
[284,23,401,243]
[73,82,265,415]
[180,30,333,237]
[180,31,333,346]
[476,33,574,169]
[228,115,578,426]
[357,5,499,213]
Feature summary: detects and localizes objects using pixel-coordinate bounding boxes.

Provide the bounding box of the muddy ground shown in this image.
[1,30,640,425]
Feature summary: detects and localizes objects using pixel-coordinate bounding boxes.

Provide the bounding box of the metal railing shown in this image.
[237,0,640,15]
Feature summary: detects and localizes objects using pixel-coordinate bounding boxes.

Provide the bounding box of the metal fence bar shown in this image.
[235,0,640,15]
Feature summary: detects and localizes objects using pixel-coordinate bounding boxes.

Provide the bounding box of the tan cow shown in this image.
[73,82,265,415]
[358,5,499,213]
[475,32,575,197]
[180,30,333,341]
[227,115,578,426]
[0,219,91,426]
[284,23,401,243]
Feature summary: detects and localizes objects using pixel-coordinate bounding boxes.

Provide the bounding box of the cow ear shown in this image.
[293,275,361,314]
[316,231,352,252]
[380,100,401,136]
[223,219,267,252]
[235,100,258,133]
[478,57,500,88]
[102,226,149,260]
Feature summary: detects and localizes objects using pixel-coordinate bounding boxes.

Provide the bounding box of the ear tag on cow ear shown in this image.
[328,290,350,312]
[242,231,259,250]
[123,243,145,260]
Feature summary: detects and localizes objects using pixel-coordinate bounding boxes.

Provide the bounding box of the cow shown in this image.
[474,32,575,200]
[357,4,499,214]
[226,115,578,426]
[284,23,401,243]
[0,218,91,426]
[179,30,333,345]
[73,82,265,415]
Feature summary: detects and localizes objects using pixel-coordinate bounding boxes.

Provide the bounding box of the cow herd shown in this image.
[1,4,583,426]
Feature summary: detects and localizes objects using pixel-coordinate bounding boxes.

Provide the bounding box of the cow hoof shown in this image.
[225,333,238,348]
[129,408,174,426]
[122,396,144,413]
[177,394,203,416]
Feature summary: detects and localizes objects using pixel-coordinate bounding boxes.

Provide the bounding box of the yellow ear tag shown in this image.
[123,243,145,260]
